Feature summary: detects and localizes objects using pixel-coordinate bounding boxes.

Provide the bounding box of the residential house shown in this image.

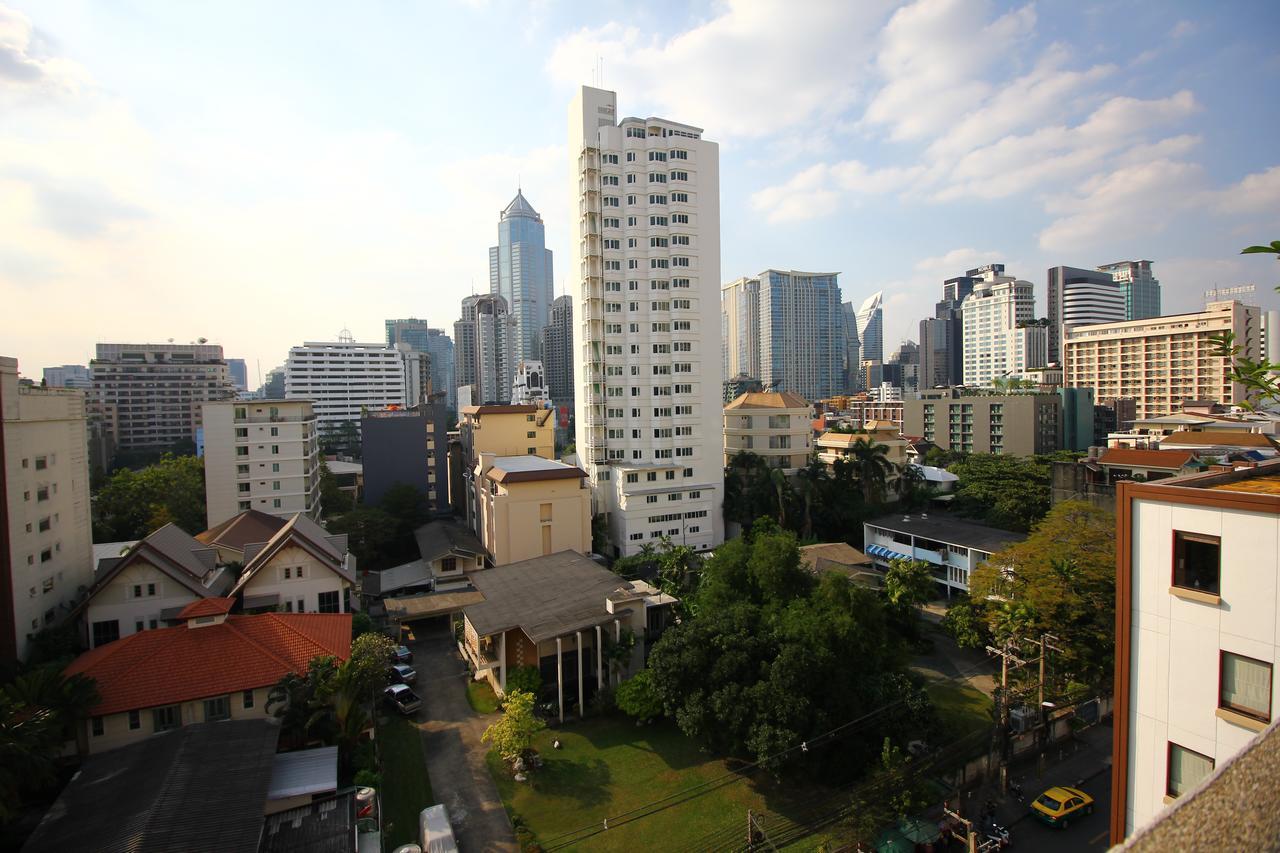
[458,550,676,721]
[1155,430,1280,461]
[1111,460,1280,844]
[722,391,814,474]
[65,603,352,754]
[412,519,488,590]
[195,509,288,564]
[231,513,356,614]
[863,512,1026,597]
[80,524,232,649]
[474,455,591,566]
[798,542,879,587]
[817,422,908,470]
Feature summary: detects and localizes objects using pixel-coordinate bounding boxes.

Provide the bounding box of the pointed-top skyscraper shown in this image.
[490,190,554,365]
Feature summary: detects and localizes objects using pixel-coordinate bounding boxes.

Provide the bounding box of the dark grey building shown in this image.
[1046,265,1124,365]
[541,294,573,411]
[920,270,980,390]
[361,402,449,512]
[904,388,1062,456]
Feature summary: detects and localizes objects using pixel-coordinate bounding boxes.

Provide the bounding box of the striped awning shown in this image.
[866,544,911,562]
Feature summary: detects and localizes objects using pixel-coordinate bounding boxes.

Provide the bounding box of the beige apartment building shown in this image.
[722,391,813,473]
[202,400,321,529]
[456,404,556,528]
[1064,300,1261,421]
[474,455,591,566]
[2,357,95,661]
[903,390,1062,456]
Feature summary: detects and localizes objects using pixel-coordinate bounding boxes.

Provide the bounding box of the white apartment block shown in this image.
[722,276,761,381]
[202,400,322,529]
[284,340,417,436]
[960,268,1045,386]
[2,357,94,662]
[1112,462,1280,844]
[1064,300,1261,421]
[90,343,235,451]
[722,392,813,474]
[569,86,724,557]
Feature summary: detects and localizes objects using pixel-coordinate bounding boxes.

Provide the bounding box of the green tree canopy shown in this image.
[947,453,1051,531]
[93,453,206,541]
[482,689,545,763]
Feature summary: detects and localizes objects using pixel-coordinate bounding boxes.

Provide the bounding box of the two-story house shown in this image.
[231,513,357,614]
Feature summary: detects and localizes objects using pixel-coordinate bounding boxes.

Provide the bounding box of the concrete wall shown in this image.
[84,558,203,646]
[242,544,349,613]
[481,477,591,566]
[85,684,273,754]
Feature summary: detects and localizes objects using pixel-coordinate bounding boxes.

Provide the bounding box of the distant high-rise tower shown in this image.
[1046,265,1124,364]
[961,266,1045,386]
[570,85,723,557]
[1098,260,1160,321]
[454,294,515,406]
[723,270,842,401]
[855,292,884,364]
[490,191,554,365]
[921,269,982,389]
[541,295,574,411]
[841,302,861,392]
[386,318,456,409]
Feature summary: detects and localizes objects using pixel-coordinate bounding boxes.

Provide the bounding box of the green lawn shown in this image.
[925,679,993,739]
[486,716,791,851]
[467,679,501,714]
[378,715,434,849]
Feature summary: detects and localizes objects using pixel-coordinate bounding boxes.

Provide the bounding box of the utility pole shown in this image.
[986,640,1027,794]
[1032,633,1066,776]
[943,804,979,853]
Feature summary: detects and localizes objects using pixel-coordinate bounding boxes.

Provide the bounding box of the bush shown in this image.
[506,665,542,697]
[354,769,381,789]
[615,670,663,721]
[590,685,616,715]
[351,611,373,638]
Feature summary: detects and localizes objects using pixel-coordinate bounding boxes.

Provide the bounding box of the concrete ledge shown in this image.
[1216,706,1268,733]
[1169,586,1221,606]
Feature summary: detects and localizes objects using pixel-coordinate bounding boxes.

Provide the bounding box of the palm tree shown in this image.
[896,462,926,508]
[849,438,895,505]
[769,467,789,530]
[794,456,828,540]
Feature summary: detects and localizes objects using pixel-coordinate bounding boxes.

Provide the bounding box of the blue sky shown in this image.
[2,0,1278,382]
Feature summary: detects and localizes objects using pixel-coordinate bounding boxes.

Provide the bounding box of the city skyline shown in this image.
[2,1,1279,382]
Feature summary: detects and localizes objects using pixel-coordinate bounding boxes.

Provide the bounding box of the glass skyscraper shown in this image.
[489,190,554,365]
[385,318,456,410]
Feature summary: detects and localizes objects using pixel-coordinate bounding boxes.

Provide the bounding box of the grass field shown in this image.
[378,715,434,849]
[925,679,993,739]
[466,679,501,714]
[486,716,794,851]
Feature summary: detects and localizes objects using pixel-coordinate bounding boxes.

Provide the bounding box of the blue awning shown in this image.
[866,544,911,562]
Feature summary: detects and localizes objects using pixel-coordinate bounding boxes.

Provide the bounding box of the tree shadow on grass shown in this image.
[527,755,613,808]
[569,715,704,773]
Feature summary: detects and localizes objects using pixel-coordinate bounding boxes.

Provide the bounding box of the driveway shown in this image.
[412,623,518,852]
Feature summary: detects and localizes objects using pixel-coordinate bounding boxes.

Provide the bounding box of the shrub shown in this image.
[615,670,663,721]
[505,665,542,697]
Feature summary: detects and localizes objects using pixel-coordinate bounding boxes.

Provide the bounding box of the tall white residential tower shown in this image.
[569,86,723,557]
[960,265,1046,386]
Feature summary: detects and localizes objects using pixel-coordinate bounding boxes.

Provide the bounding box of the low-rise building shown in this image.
[816,423,908,470]
[1111,460,1280,844]
[457,550,676,720]
[862,513,1026,597]
[904,389,1062,456]
[194,508,289,564]
[474,455,591,566]
[798,542,877,586]
[202,399,321,529]
[412,520,488,589]
[80,523,231,649]
[723,391,813,473]
[65,603,351,754]
[361,401,449,511]
[1155,429,1280,460]
[230,513,356,614]
[456,404,556,527]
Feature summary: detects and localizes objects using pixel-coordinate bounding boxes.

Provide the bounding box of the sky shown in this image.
[3,0,1279,385]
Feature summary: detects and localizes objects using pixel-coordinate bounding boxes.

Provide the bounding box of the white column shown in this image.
[499,631,507,694]
[556,636,564,724]
[576,630,584,719]
[595,624,604,694]
[613,618,621,685]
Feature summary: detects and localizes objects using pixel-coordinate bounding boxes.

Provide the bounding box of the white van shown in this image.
[419,803,459,853]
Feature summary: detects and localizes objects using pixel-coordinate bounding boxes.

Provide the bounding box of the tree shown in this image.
[939,595,988,650]
[319,460,353,517]
[505,665,542,697]
[967,501,1116,691]
[267,655,341,747]
[93,454,207,541]
[591,513,610,554]
[347,633,395,699]
[482,689,545,763]
[895,463,927,509]
[326,507,399,570]
[378,483,432,564]
[848,439,895,505]
[615,669,663,721]
[948,453,1051,531]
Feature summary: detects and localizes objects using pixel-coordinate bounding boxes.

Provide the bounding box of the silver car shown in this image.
[384,683,422,715]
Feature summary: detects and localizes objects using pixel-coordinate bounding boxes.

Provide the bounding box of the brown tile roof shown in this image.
[65,613,352,716]
[1098,448,1199,469]
[196,509,289,552]
[724,391,811,410]
[799,542,871,570]
[1159,430,1279,449]
[177,597,235,619]
[232,513,354,597]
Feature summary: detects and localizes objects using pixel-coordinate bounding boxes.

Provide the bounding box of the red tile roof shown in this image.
[1159,430,1280,449]
[1098,448,1198,469]
[66,613,352,716]
[177,597,235,619]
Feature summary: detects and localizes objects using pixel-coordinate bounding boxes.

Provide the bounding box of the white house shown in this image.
[231,513,357,614]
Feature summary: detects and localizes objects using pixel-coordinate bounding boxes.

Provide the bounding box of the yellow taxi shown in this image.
[1030,786,1094,828]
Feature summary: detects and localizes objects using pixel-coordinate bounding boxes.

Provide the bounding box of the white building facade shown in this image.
[855,291,885,364]
[284,340,416,437]
[960,268,1045,386]
[569,86,724,557]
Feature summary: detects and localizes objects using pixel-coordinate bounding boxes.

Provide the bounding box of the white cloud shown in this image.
[1210,165,1280,217]
[546,0,895,139]
[0,5,87,98]
[749,159,924,223]
[1170,20,1197,40]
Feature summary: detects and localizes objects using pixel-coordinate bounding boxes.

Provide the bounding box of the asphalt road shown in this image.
[1008,762,1112,852]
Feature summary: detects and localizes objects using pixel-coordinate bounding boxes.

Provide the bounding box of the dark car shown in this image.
[388,663,417,684]
[394,645,413,664]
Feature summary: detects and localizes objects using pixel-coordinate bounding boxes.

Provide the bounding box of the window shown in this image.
[540,503,553,522]
[441,557,457,573]
[34,456,47,470]
[272,463,280,473]
[646,495,658,504]
[1220,651,1272,722]
[36,487,49,502]
[273,498,282,509]
[153,705,181,732]
[626,473,639,483]
[40,548,52,563]
[671,192,689,202]
[318,591,340,614]
[271,445,279,455]
[1173,531,1220,595]
[92,716,104,737]
[92,620,120,647]
[270,426,279,437]
[203,696,231,722]
[243,690,255,710]
[128,709,141,730]
[272,481,281,490]
[1167,743,1214,798]
[647,472,657,482]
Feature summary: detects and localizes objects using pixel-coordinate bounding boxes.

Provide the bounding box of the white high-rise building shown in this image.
[856,292,884,364]
[569,86,723,557]
[284,339,418,437]
[960,266,1045,386]
[455,294,516,406]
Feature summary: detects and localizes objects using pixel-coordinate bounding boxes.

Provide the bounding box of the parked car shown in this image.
[420,803,459,853]
[1030,785,1094,828]
[388,663,418,684]
[384,683,422,715]
[395,645,413,664]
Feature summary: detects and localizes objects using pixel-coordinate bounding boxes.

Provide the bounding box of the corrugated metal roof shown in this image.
[268,746,339,800]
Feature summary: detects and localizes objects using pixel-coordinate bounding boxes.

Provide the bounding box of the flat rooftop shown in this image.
[1208,473,1280,495]
[866,513,1026,554]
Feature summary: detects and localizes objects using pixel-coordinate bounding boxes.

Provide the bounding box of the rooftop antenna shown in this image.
[338,327,354,343]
